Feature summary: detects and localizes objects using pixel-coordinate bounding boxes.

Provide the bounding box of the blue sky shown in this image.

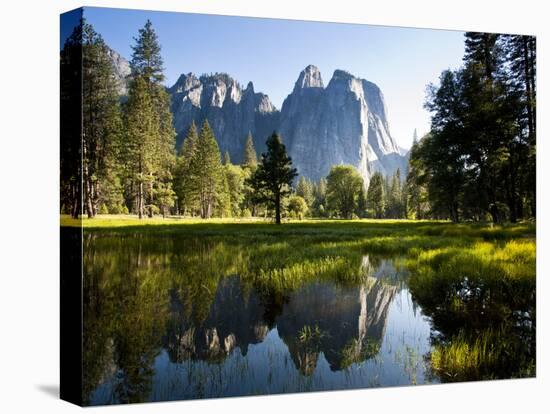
[66,7,466,149]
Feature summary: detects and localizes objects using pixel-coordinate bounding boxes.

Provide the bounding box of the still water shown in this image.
[82,233,531,405]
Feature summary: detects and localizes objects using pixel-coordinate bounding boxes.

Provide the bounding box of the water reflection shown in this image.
[81,233,532,405]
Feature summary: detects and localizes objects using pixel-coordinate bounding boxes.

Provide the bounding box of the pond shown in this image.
[81,232,535,405]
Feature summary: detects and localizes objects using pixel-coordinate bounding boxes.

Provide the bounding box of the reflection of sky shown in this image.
[90,286,436,404]
[62,7,467,149]
[59,8,82,49]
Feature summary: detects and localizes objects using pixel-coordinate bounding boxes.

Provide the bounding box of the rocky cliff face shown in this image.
[106,47,131,96]
[168,65,407,187]
[168,73,279,159]
[107,47,406,186]
[279,65,407,187]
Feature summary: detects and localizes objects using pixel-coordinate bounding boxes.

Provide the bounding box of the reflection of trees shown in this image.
[83,233,403,403]
[408,257,536,381]
[83,234,171,404]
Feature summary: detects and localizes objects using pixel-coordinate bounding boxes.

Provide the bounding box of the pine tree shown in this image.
[122,76,159,219]
[173,122,198,215]
[188,120,224,219]
[356,186,367,218]
[247,132,297,224]
[504,34,537,217]
[125,19,176,218]
[366,172,385,219]
[81,21,123,218]
[464,32,501,80]
[312,178,327,217]
[242,132,258,168]
[296,176,314,207]
[130,19,165,85]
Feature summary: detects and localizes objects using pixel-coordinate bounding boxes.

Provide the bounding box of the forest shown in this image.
[60,20,536,224]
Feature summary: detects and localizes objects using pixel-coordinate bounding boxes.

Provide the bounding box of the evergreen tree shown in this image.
[326,165,364,219]
[173,122,198,215]
[223,163,246,217]
[188,120,224,219]
[127,19,176,217]
[405,135,429,219]
[296,176,314,208]
[247,132,297,224]
[61,21,83,218]
[312,178,327,217]
[464,32,501,79]
[366,172,385,219]
[122,76,158,219]
[386,169,403,218]
[242,132,258,168]
[504,34,537,217]
[81,21,123,218]
[130,19,165,85]
[356,186,367,218]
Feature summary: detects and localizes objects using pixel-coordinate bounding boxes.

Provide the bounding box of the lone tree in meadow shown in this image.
[248,132,297,224]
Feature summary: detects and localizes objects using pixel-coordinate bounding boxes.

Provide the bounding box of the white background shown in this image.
[0,0,547,412]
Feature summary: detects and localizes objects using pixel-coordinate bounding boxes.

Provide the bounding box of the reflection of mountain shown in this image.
[277,277,397,374]
[164,257,398,375]
[164,277,274,363]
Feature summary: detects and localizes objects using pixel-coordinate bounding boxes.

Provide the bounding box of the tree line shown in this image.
[407,32,536,223]
[61,21,535,224]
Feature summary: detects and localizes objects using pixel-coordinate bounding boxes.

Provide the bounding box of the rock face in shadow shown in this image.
[168,73,279,159]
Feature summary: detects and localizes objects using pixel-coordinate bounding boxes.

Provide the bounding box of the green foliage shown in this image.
[311,178,327,217]
[247,132,298,224]
[242,132,258,168]
[120,20,176,219]
[130,19,165,84]
[224,163,246,217]
[173,122,199,215]
[155,181,176,217]
[296,176,314,208]
[187,120,224,219]
[418,32,536,223]
[326,165,364,219]
[287,195,308,220]
[366,172,385,219]
[81,20,123,218]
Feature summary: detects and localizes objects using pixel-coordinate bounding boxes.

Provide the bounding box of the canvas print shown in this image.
[60,6,536,406]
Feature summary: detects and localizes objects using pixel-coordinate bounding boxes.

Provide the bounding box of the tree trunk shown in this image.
[523,36,535,142]
[275,192,281,224]
[138,180,143,219]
